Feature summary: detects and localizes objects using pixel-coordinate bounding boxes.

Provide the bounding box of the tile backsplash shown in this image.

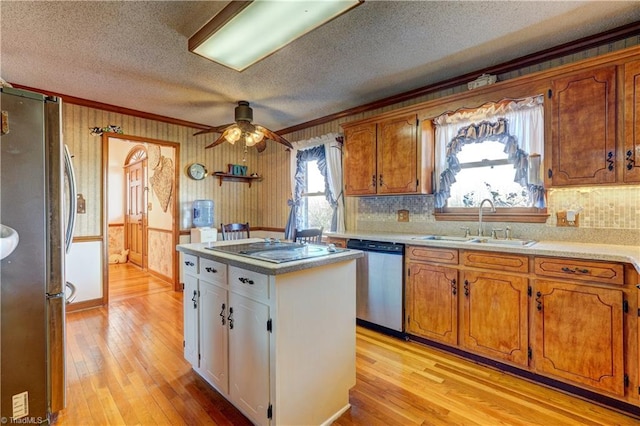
[354,185,640,245]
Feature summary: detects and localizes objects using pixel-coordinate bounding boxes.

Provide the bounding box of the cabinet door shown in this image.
[461,271,529,367]
[377,114,418,194]
[550,66,617,185]
[624,60,640,183]
[406,262,458,345]
[344,123,377,195]
[198,281,229,394]
[228,293,270,425]
[183,274,199,367]
[533,280,624,396]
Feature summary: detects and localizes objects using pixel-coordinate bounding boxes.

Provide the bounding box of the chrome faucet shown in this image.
[478,198,496,237]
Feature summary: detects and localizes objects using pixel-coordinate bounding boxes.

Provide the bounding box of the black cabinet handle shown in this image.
[607,151,614,171]
[184,261,195,267]
[379,174,384,187]
[205,266,217,273]
[220,303,226,325]
[548,168,553,178]
[238,277,254,285]
[627,150,635,171]
[536,291,543,312]
[464,280,469,297]
[228,307,234,329]
[561,266,590,274]
[191,290,197,309]
[451,278,457,296]
[371,174,376,187]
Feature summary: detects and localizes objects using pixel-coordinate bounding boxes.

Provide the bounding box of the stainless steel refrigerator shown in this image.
[1,86,77,423]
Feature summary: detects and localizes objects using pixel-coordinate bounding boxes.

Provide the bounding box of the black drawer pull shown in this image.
[238,277,255,285]
[561,266,590,274]
[184,261,195,267]
[205,266,217,273]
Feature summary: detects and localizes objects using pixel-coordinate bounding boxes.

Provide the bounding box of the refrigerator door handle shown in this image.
[65,281,77,304]
[64,144,77,254]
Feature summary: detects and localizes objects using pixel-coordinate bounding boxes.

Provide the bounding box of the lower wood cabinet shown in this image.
[406,262,458,345]
[533,279,625,396]
[405,246,636,407]
[461,270,529,367]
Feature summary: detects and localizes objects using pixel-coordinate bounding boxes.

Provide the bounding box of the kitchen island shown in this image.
[176,239,363,426]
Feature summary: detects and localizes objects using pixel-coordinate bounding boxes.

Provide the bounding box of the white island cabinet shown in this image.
[177,240,361,426]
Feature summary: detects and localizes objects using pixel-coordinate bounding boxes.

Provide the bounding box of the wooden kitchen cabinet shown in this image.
[533,279,625,396]
[343,113,431,196]
[549,66,617,186]
[624,60,640,183]
[406,261,458,345]
[343,122,377,195]
[326,236,347,248]
[460,270,529,367]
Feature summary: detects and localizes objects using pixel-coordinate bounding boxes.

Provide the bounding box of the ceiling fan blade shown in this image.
[255,140,268,153]
[193,123,234,136]
[256,125,293,149]
[204,134,228,149]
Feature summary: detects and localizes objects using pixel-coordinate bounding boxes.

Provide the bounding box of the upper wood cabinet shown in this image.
[343,122,377,195]
[343,113,432,196]
[624,60,640,183]
[549,66,617,186]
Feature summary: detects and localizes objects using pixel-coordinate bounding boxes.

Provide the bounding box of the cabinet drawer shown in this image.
[182,253,198,276]
[462,251,528,273]
[534,257,624,285]
[407,246,458,265]
[229,266,269,301]
[199,258,227,286]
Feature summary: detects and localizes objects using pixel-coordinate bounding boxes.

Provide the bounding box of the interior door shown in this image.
[126,160,145,267]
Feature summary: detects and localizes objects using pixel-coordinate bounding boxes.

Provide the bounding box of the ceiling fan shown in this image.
[194,101,293,152]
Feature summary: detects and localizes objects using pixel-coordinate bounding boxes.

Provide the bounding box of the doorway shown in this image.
[104,134,181,304]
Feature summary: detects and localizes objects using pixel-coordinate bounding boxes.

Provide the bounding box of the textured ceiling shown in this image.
[2,1,640,132]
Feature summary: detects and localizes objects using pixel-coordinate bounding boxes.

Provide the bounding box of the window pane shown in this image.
[306,160,325,193]
[301,195,332,230]
[457,140,506,163]
[448,164,529,207]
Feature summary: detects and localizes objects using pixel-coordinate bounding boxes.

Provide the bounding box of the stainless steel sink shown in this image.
[467,238,537,247]
[412,235,475,242]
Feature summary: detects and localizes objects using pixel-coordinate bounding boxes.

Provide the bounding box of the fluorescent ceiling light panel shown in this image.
[189,0,362,71]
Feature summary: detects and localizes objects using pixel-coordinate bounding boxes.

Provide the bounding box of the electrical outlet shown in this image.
[556,211,579,227]
[397,209,409,222]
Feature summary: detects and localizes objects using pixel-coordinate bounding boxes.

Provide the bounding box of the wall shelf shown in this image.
[213,172,262,187]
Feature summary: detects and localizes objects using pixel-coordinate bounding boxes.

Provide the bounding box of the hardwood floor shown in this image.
[108,262,173,302]
[59,271,639,425]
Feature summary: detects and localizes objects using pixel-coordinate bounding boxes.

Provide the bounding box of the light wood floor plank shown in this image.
[56,263,639,425]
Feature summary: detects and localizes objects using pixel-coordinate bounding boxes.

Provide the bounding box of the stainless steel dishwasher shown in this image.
[347,239,404,333]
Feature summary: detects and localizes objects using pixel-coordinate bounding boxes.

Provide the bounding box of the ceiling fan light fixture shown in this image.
[224,127,242,144]
[188,0,362,72]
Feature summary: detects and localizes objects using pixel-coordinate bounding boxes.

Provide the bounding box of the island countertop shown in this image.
[327,231,640,273]
[176,238,363,275]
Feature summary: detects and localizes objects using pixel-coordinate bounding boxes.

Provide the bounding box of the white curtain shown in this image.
[433,96,544,204]
[288,132,345,233]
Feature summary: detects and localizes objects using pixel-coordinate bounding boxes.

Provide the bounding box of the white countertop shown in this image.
[176,238,363,275]
[328,231,640,273]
